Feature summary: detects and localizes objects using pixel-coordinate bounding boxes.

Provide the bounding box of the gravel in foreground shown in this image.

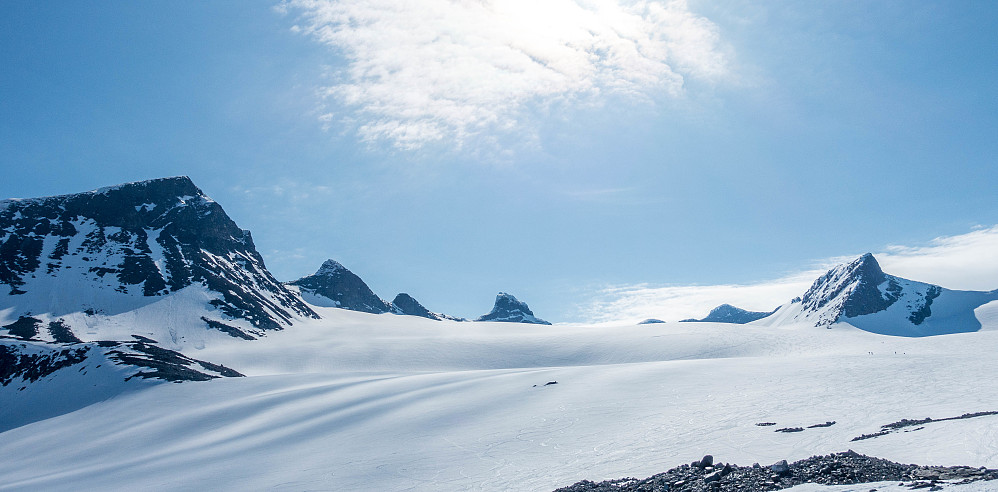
[554,451,998,492]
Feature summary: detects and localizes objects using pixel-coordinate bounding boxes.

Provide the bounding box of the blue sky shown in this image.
[2,1,997,322]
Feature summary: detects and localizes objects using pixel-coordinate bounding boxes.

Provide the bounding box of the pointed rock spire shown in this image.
[476,292,551,325]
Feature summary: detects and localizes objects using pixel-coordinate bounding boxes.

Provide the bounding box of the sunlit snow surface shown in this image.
[3,305,998,491]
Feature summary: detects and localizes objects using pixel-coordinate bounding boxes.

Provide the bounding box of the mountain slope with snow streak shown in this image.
[0,177,317,350]
[3,180,998,491]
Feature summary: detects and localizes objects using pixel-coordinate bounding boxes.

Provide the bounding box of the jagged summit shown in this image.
[681,304,775,324]
[757,253,998,336]
[476,292,551,325]
[289,259,393,314]
[789,253,900,326]
[2,176,202,206]
[0,176,318,346]
[291,260,466,321]
[799,253,894,321]
[316,259,347,276]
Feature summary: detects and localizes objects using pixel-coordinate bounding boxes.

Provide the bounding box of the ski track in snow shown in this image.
[2,307,998,491]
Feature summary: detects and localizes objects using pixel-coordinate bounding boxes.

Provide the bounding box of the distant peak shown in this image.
[477,292,550,324]
[685,304,775,324]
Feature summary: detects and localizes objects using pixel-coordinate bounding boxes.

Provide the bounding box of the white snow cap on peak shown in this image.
[316,259,347,275]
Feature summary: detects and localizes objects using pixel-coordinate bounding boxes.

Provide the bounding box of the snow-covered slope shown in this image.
[5,180,998,491]
[4,313,998,491]
[756,254,998,336]
[0,177,317,348]
[0,335,242,433]
[476,292,551,325]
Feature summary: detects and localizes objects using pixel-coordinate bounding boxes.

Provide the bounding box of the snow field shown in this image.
[3,310,998,490]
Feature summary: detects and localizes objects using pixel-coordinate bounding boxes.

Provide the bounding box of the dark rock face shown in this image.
[105,338,244,382]
[476,292,551,325]
[554,450,998,491]
[2,316,41,340]
[681,304,775,324]
[391,293,441,320]
[289,259,394,314]
[46,319,82,343]
[909,285,941,325]
[0,176,317,330]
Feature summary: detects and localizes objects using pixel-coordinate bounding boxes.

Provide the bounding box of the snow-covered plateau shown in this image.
[3,177,998,491]
[4,307,998,491]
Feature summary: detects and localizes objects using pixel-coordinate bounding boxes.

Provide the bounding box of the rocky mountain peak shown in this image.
[757,253,998,335]
[476,292,551,325]
[0,176,317,342]
[289,260,393,314]
[797,253,898,324]
[316,259,347,276]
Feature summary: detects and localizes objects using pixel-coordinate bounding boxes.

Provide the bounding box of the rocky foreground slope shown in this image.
[556,451,998,491]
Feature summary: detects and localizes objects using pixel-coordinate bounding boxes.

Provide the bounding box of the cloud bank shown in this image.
[282,0,727,149]
[583,226,998,323]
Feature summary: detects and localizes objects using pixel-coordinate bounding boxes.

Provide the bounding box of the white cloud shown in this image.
[581,268,824,324]
[878,225,998,292]
[282,0,727,149]
[582,226,998,323]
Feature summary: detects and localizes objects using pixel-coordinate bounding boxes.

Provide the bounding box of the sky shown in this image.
[2,1,997,322]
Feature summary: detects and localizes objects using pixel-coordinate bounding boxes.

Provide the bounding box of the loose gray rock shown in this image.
[771,460,790,475]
